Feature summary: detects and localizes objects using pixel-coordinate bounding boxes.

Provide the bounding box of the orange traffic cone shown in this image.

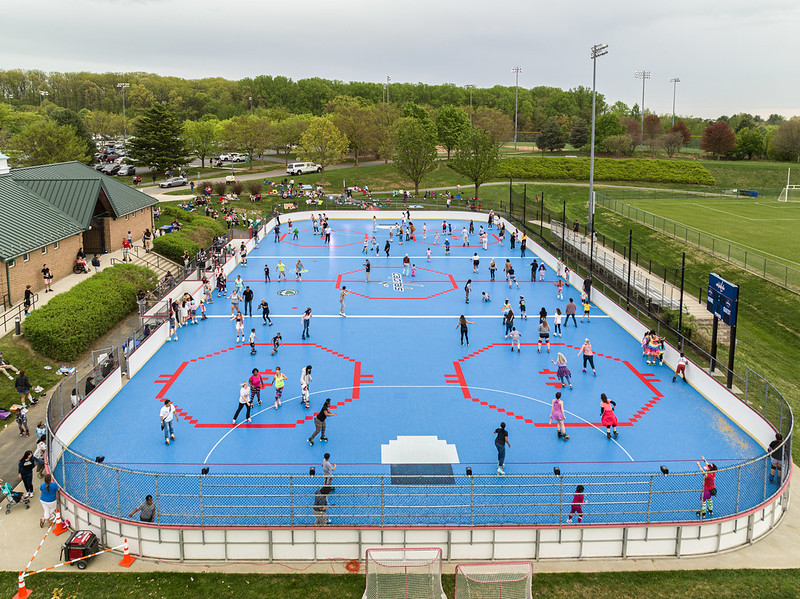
[52,510,68,536]
[118,538,136,567]
[12,572,31,599]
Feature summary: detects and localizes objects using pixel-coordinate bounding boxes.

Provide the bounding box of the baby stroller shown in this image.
[2,481,31,514]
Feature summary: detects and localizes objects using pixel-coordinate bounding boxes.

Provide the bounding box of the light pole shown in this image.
[39,90,48,108]
[512,67,522,150]
[386,75,391,104]
[117,82,129,147]
[589,44,608,275]
[634,70,651,150]
[669,77,680,127]
[249,96,253,112]
[465,84,475,123]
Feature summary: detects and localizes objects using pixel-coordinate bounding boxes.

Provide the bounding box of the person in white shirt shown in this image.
[160,399,176,445]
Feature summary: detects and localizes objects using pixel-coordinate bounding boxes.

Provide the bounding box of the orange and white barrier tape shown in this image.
[22,520,54,574]
[21,542,125,578]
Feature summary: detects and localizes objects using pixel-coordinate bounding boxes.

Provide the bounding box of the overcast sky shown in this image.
[5,0,799,119]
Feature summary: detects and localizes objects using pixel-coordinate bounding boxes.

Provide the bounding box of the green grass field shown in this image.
[607,194,800,269]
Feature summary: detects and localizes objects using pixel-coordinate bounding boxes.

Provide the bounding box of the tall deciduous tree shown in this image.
[11,120,91,166]
[392,116,438,194]
[472,107,513,146]
[220,115,260,168]
[127,102,189,174]
[435,105,470,160]
[183,118,220,167]
[49,107,95,158]
[661,131,684,158]
[537,118,566,152]
[272,115,311,166]
[451,126,500,199]
[734,127,763,160]
[642,114,664,151]
[670,120,692,145]
[700,121,736,159]
[327,95,376,166]
[298,117,348,183]
[769,120,800,162]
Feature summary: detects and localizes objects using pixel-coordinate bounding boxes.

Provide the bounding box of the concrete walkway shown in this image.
[0,476,796,574]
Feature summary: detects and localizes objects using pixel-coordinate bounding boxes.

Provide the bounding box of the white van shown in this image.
[287,162,321,175]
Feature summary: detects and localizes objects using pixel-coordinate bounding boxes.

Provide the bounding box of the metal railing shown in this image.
[594,191,800,293]
[0,292,38,332]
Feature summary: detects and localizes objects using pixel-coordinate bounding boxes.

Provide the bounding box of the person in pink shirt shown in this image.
[577,338,596,375]
[567,485,585,523]
[249,368,263,406]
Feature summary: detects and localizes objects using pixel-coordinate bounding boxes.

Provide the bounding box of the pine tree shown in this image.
[128,103,189,174]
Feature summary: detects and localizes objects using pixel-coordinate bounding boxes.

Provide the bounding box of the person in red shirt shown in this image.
[122,237,132,262]
[567,485,585,523]
[697,456,717,517]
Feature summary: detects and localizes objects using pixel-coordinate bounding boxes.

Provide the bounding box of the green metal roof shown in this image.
[0,176,85,261]
[10,161,157,226]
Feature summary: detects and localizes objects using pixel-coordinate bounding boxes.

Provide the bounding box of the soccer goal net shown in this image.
[362,547,447,599]
[455,562,534,599]
[778,184,800,202]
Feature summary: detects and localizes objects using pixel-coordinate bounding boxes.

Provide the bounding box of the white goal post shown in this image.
[455,562,534,599]
[362,547,447,599]
[777,185,800,202]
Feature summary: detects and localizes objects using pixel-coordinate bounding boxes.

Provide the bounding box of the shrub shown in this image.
[212,181,227,196]
[232,181,244,195]
[152,232,200,263]
[246,180,263,195]
[24,264,157,361]
[496,157,716,185]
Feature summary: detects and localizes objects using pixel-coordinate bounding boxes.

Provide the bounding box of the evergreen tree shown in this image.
[127,102,189,174]
[569,118,589,148]
[537,119,566,152]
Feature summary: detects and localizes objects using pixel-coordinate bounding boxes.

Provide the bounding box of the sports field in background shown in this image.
[609,195,800,268]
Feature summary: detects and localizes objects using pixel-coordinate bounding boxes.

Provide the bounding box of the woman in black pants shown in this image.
[18,450,35,498]
[457,315,475,346]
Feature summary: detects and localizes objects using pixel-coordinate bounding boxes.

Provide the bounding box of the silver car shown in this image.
[159,176,188,188]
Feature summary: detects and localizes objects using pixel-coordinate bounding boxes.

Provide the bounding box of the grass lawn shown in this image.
[699,159,794,192]
[0,334,61,412]
[605,194,800,269]
[4,569,798,598]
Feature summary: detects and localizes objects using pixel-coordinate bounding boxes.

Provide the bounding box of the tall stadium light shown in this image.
[588,44,608,238]
[117,83,130,147]
[386,75,391,104]
[634,70,651,150]
[512,67,522,150]
[39,90,48,107]
[465,84,475,123]
[670,77,680,127]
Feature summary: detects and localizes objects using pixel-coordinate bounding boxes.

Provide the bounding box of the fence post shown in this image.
[381,476,384,527]
[646,475,653,524]
[289,475,294,526]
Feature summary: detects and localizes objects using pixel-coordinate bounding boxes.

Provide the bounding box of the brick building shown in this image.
[0,154,157,304]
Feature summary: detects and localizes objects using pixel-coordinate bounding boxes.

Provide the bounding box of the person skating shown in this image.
[551,352,573,389]
[273,367,286,409]
[600,393,618,439]
[549,392,569,440]
[232,381,253,424]
[301,365,312,409]
[494,422,510,475]
[308,398,335,445]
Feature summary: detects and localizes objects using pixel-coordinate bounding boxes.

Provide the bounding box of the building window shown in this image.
[8,259,14,268]
[23,253,30,262]
[125,214,129,221]
[41,246,47,255]
[54,241,59,250]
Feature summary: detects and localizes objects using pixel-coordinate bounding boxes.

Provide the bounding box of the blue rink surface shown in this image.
[63,217,771,526]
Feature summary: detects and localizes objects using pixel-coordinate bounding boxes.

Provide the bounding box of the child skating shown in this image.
[549,392,568,440]
[696,456,717,517]
[248,329,259,355]
[509,327,521,352]
[551,352,573,389]
[600,393,618,439]
[271,332,282,355]
[567,485,585,523]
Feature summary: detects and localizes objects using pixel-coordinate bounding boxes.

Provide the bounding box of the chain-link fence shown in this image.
[594,191,800,292]
[48,442,789,527]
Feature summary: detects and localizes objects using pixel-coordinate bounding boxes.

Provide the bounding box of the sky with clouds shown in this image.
[5,0,798,119]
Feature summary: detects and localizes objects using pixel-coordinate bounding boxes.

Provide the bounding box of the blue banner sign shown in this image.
[707,273,739,327]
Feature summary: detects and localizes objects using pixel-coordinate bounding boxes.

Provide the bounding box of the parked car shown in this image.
[102,163,121,175]
[94,163,106,171]
[287,162,321,175]
[218,153,232,162]
[117,164,136,176]
[159,176,189,188]
[230,153,247,163]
